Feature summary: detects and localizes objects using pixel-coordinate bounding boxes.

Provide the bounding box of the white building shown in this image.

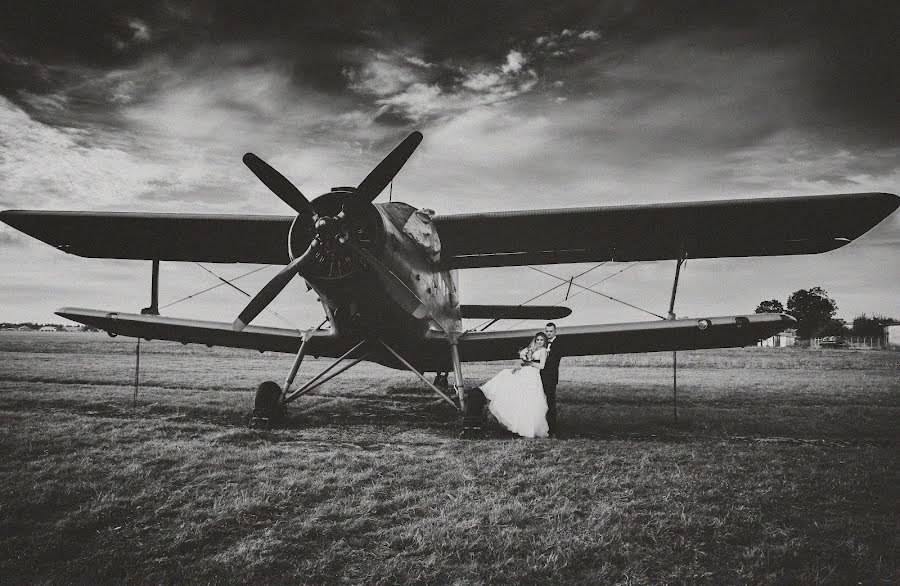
[885,324,900,349]
[759,329,797,348]
[38,326,57,332]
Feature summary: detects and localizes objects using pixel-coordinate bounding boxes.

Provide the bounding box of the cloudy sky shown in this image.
[1,1,898,328]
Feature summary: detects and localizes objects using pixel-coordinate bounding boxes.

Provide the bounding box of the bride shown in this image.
[480,332,550,438]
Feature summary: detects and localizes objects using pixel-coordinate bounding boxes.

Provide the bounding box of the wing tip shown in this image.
[55,307,89,320]
[779,313,797,326]
[878,191,900,213]
[0,209,25,228]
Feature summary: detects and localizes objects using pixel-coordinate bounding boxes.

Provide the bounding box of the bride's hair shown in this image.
[529,332,548,351]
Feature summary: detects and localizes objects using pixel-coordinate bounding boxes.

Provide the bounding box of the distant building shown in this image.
[885,324,900,349]
[38,326,57,332]
[63,325,82,332]
[17,325,33,331]
[759,329,797,348]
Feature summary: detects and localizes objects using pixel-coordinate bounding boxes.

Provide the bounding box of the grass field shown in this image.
[1,332,897,584]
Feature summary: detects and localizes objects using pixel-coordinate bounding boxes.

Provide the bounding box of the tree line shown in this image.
[755,287,896,339]
[0,322,98,331]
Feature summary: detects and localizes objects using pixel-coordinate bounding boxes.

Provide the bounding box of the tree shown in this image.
[851,313,896,337]
[755,299,785,314]
[786,287,837,338]
[820,318,849,337]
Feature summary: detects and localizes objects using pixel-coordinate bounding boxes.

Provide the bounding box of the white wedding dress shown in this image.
[480,347,550,438]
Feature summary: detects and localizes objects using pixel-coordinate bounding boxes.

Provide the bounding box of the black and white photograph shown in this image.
[1,1,898,583]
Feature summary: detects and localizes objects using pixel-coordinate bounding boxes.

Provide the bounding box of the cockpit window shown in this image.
[382,202,417,231]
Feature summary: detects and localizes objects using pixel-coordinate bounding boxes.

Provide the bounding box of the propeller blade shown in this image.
[243,152,313,215]
[355,131,423,202]
[233,239,320,331]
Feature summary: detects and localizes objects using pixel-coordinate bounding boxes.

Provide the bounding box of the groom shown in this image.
[541,322,562,436]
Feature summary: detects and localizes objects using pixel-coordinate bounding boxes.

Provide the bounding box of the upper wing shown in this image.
[0,210,293,264]
[5,193,896,266]
[433,192,899,269]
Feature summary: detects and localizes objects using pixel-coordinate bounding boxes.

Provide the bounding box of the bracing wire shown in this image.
[160,265,270,309]
[465,262,608,334]
[501,261,649,330]
[528,265,666,320]
[191,263,303,332]
[193,262,255,296]
[569,262,642,295]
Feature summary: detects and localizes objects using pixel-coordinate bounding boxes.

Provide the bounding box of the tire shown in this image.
[251,381,285,426]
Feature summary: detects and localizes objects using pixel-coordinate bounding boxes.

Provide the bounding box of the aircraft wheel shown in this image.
[249,381,285,428]
[461,387,486,433]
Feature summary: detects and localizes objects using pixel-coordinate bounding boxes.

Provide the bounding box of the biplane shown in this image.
[2,132,897,426]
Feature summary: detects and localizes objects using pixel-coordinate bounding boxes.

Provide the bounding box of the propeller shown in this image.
[233,238,321,331]
[242,153,314,217]
[234,131,423,330]
[356,131,423,201]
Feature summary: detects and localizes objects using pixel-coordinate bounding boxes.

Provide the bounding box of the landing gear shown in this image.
[249,381,285,428]
[246,337,461,428]
[461,387,487,435]
[447,339,487,436]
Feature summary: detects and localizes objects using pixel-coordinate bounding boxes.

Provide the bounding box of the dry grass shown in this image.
[0,332,897,584]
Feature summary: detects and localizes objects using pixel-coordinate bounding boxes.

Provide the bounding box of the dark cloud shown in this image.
[0,3,158,65]
[613,1,900,144]
[1,0,897,172]
[3,1,896,144]
[373,108,415,127]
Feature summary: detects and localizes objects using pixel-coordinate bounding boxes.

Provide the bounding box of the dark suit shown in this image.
[540,337,562,434]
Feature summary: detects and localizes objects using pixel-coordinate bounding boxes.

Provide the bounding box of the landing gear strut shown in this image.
[247,337,461,428]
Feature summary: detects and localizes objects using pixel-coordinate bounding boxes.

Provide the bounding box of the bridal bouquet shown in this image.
[519,347,532,364]
[511,347,531,373]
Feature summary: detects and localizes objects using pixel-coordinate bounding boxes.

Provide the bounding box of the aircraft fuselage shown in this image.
[301,199,462,352]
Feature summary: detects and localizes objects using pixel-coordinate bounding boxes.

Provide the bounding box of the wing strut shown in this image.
[141,260,160,315]
[135,260,159,408]
[666,247,688,424]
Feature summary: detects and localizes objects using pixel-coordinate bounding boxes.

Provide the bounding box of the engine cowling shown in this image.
[287,187,385,280]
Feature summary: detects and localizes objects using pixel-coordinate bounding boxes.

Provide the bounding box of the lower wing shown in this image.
[449,313,794,363]
[57,307,793,371]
